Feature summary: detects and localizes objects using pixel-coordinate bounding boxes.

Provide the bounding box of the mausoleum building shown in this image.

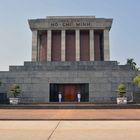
[29,16,111,62]
[0,16,139,103]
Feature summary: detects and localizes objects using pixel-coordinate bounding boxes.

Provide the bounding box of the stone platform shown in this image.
[0,61,140,103]
[0,103,139,109]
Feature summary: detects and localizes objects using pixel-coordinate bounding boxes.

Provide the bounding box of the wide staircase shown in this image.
[0,102,139,109]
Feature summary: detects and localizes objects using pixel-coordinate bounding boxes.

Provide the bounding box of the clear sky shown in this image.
[0,0,140,70]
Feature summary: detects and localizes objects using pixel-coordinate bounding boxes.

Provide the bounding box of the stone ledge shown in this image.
[28,16,113,30]
[9,61,132,72]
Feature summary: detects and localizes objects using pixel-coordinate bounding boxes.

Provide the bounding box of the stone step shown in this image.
[0,103,140,109]
[9,61,131,72]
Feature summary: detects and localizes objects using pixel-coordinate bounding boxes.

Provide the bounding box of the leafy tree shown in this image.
[133,75,140,88]
[126,58,139,71]
[10,84,21,98]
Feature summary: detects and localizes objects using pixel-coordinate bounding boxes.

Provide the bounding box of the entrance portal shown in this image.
[50,84,89,102]
[63,84,77,102]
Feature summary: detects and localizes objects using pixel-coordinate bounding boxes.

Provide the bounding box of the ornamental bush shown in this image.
[133,74,140,88]
[10,84,21,98]
[117,84,126,97]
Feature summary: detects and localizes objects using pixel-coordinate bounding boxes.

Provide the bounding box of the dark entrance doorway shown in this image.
[0,93,9,104]
[50,84,89,102]
[63,84,77,102]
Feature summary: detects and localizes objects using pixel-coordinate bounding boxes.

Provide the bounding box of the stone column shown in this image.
[37,35,40,61]
[61,30,66,61]
[75,30,80,61]
[32,30,38,61]
[90,30,94,61]
[103,29,110,61]
[47,30,52,61]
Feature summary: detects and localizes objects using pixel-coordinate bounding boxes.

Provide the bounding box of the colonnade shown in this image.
[32,29,110,61]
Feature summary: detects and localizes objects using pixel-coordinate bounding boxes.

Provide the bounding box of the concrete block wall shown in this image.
[0,61,139,103]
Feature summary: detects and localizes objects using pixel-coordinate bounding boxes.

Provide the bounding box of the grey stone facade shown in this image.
[0,61,139,103]
[28,16,112,30]
[0,16,140,104]
[29,16,112,61]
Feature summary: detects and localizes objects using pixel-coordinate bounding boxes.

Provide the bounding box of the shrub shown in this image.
[133,74,140,88]
[10,84,21,98]
[117,84,126,97]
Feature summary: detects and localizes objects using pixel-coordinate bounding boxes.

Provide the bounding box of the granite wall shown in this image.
[0,61,139,103]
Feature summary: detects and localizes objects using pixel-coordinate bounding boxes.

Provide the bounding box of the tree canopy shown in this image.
[127,58,139,71]
[133,75,140,88]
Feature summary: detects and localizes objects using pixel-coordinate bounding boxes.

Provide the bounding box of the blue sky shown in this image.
[0,0,140,70]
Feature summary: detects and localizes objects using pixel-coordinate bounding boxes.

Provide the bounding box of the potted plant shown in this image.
[9,84,21,104]
[116,84,127,104]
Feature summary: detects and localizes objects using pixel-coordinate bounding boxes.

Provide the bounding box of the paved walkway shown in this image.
[0,121,140,140]
[0,109,140,120]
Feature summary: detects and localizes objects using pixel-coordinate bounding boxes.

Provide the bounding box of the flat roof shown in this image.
[46,16,96,19]
[28,16,113,31]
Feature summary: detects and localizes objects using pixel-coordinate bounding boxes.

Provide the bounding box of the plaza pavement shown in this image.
[0,109,140,120]
[1,109,140,140]
[0,121,140,140]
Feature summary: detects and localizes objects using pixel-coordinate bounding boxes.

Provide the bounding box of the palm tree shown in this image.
[126,58,139,71]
